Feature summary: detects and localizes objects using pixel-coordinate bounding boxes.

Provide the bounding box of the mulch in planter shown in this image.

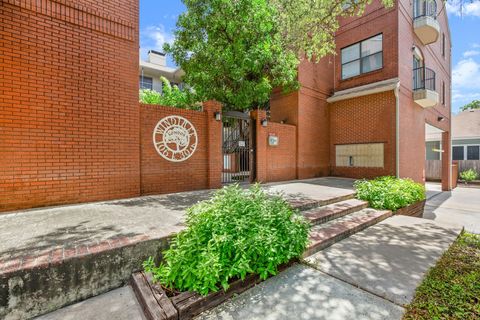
[394,200,426,218]
[131,261,296,320]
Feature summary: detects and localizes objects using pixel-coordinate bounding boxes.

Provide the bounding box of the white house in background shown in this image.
[426,109,480,161]
[139,50,185,92]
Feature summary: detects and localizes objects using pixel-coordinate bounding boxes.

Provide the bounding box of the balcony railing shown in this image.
[413,66,436,91]
[414,0,437,19]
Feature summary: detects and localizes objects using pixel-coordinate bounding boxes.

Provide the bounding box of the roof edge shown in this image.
[327,78,400,103]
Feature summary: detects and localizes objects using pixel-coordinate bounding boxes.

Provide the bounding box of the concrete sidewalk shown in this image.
[305,216,461,306]
[35,214,462,320]
[424,182,480,234]
[0,177,354,263]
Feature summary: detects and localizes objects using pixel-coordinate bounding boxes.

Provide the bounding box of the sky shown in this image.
[140,0,480,113]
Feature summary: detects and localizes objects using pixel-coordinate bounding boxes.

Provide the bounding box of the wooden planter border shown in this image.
[394,200,426,218]
[131,261,295,320]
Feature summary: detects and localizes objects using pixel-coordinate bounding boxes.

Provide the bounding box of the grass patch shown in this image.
[403,232,480,320]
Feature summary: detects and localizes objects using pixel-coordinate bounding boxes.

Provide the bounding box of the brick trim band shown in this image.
[3,0,136,41]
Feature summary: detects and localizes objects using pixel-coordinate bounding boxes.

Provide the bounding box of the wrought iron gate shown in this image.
[222,111,254,184]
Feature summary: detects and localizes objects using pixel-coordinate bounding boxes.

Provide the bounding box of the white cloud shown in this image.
[473,43,480,48]
[452,90,480,102]
[452,58,480,89]
[447,0,480,17]
[464,50,480,57]
[141,25,174,52]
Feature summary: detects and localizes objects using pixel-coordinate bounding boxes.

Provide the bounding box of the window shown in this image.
[467,146,480,160]
[452,146,464,160]
[442,33,445,58]
[341,34,383,80]
[139,76,153,90]
[442,81,445,105]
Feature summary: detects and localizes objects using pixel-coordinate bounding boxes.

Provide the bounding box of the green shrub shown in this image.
[139,76,200,110]
[460,169,478,184]
[144,184,309,296]
[354,176,426,211]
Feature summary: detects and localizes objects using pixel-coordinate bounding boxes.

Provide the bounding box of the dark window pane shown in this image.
[139,76,153,90]
[452,146,464,161]
[341,43,360,64]
[467,146,480,160]
[361,52,383,73]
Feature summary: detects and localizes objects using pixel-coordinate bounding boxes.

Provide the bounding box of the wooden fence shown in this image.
[426,160,480,181]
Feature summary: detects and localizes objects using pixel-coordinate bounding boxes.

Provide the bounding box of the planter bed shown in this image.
[394,200,426,218]
[131,261,296,320]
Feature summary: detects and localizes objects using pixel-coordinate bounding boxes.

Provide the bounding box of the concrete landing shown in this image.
[305,215,462,306]
[35,287,146,320]
[424,183,480,234]
[196,264,404,320]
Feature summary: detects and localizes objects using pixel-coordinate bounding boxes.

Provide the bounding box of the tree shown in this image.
[461,100,480,111]
[165,0,393,111]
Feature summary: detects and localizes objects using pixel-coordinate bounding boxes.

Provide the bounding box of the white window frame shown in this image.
[452,144,480,161]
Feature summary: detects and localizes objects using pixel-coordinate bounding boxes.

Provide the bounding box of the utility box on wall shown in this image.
[268,134,279,146]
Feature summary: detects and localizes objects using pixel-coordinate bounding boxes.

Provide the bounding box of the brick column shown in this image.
[441,131,452,191]
[204,101,223,189]
[251,109,267,183]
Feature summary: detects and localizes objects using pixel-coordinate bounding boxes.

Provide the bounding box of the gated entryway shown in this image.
[222,111,255,184]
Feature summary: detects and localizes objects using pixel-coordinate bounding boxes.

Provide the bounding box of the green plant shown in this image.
[460,169,478,184]
[461,99,480,112]
[144,184,309,296]
[354,176,426,211]
[139,76,200,110]
[165,0,393,111]
[403,232,480,320]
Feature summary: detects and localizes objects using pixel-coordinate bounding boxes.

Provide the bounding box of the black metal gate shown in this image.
[222,111,254,184]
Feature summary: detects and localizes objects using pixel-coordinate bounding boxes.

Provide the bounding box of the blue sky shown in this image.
[140,0,480,113]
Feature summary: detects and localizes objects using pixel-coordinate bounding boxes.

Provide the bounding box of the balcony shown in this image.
[413,0,440,45]
[413,66,439,108]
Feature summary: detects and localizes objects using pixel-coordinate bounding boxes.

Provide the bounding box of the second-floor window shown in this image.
[341,34,383,80]
[140,76,153,90]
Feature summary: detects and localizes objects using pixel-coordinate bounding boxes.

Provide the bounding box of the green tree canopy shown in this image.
[461,100,480,112]
[165,0,394,110]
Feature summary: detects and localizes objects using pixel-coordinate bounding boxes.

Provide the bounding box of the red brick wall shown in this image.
[329,91,397,179]
[252,110,297,183]
[265,123,297,182]
[397,0,452,186]
[334,0,398,91]
[140,103,222,195]
[0,0,139,211]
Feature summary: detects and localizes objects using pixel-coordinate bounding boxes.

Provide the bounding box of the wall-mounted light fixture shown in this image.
[214,111,222,121]
[437,116,445,122]
[261,118,268,127]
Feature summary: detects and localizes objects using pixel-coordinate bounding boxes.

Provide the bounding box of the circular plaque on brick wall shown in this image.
[153,116,198,162]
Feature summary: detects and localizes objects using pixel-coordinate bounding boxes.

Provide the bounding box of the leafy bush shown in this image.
[139,76,200,110]
[460,169,478,184]
[144,184,309,296]
[354,176,426,211]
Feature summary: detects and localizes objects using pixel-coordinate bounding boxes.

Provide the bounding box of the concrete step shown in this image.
[0,234,171,320]
[303,209,392,258]
[289,193,356,212]
[302,199,369,226]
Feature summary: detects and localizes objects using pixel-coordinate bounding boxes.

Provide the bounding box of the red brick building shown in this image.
[0,0,452,212]
[271,0,452,190]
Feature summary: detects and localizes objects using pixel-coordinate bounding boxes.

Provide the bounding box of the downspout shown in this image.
[394,82,400,178]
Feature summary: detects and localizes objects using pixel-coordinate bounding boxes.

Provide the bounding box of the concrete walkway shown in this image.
[0,178,354,264]
[424,182,480,234]
[35,287,146,320]
[35,214,462,320]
